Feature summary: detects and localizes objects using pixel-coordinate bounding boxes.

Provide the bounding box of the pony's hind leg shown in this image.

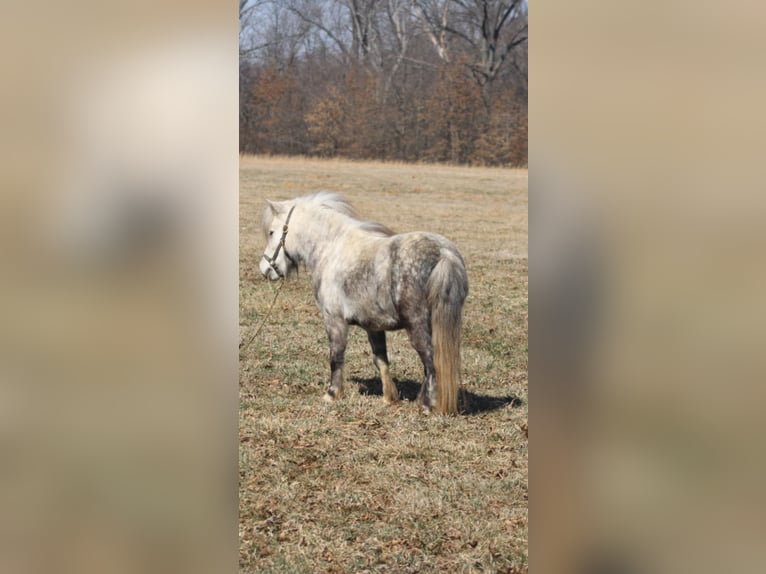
[366,330,398,404]
[406,323,437,413]
[323,317,348,403]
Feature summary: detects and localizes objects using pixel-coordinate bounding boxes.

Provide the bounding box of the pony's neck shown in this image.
[290,205,351,273]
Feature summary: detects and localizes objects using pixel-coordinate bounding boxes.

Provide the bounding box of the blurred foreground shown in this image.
[0,2,238,573]
[533,1,766,572]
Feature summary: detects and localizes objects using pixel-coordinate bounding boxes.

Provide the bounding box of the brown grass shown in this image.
[240,155,528,573]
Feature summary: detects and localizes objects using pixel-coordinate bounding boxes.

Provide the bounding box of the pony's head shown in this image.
[259,199,298,280]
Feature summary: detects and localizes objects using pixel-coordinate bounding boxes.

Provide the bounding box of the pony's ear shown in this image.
[266,200,282,216]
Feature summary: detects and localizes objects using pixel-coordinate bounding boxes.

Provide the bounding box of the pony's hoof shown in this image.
[322,389,341,403]
[419,404,434,415]
[383,395,400,405]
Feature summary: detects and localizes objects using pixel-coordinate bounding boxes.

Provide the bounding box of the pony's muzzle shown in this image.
[259,257,281,280]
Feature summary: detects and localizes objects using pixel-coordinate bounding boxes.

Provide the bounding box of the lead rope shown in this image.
[239,279,285,356]
[241,204,296,355]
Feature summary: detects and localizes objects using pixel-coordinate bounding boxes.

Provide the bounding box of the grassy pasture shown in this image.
[240,156,528,573]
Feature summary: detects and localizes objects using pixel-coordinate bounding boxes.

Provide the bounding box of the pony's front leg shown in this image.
[322,317,348,403]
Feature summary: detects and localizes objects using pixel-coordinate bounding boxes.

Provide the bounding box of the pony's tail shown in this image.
[427,250,468,415]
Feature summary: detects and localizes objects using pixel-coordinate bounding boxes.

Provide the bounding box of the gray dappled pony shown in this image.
[259,192,468,415]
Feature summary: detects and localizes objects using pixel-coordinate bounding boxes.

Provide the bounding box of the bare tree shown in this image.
[347,0,379,61]
[463,0,527,86]
[240,1,315,69]
[413,0,452,63]
[240,0,271,58]
[413,0,527,86]
[238,0,527,165]
[285,0,353,61]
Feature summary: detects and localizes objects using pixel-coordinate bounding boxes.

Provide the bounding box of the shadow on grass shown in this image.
[351,376,523,415]
[353,376,421,401]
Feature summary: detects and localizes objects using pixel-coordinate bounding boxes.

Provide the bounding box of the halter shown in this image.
[262,205,297,278]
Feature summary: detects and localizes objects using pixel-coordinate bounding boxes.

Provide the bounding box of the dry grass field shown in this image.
[239,156,528,573]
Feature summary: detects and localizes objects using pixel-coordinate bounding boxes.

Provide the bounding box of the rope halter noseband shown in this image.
[262,205,297,279]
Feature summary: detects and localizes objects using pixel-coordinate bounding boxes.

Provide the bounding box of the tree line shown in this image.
[240,0,527,166]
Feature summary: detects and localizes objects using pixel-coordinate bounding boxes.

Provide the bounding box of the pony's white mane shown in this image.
[298,191,394,237]
[301,191,357,217]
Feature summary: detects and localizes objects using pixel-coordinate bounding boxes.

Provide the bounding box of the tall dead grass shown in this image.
[240,156,527,572]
